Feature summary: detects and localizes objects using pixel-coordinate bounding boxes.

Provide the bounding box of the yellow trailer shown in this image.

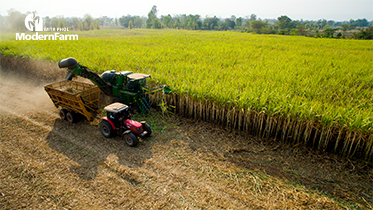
[44,80,101,123]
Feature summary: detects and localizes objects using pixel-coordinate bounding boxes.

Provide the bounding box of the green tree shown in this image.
[357,18,368,27]
[277,15,294,34]
[93,19,100,30]
[297,24,306,36]
[290,28,298,35]
[146,5,158,28]
[341,24,349,35]
[128,20,133,29]
[119,15,137,28]
[162,14,172,28]
[146,18,152,28]
[250,20,266,33]
[323,24,331,30]
[83,14,93,30]
[151,5,158,17]
[348,23,357,30]
[83,21,89,30]
[179,14,187,29]
[225,18,235,29]
[184,15,201,30]
[134,17,143,28]
[236,17,242,27]
[249,14,257,21]
[323,28,338,38]
[51,16,67,29]
[44,16,51,28]
[203,16,219,30]
[219,21,229,30]
[320,19,327,28]
[153,18,162,29]
[352,26,373,39]
[174,18,181,29]
[78,20,83,31]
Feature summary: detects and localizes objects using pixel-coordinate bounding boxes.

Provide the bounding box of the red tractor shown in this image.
[99,103,152,147]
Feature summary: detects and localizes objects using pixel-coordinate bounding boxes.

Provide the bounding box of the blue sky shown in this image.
[1,0,372,21]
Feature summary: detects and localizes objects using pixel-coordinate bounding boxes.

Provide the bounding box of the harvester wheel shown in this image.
[59,109,68,120]
[99,120,114,138]
[122,132,138,147]
[66,111,76,123]
[141,123,152,137]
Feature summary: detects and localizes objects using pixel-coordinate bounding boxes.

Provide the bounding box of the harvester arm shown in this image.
[147,85,171,94]
[58,57,113,96]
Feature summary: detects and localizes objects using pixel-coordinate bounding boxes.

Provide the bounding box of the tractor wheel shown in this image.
[141,123,152,137]
[99,120,114,138]
[66,111,77,123]
[122,132,138,147]
[59,109,68,120]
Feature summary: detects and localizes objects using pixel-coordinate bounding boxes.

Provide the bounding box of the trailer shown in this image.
[45,80,152,146]
[44,80,101,123]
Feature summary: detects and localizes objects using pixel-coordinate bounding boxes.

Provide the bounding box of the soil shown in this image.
[0,63,372,209]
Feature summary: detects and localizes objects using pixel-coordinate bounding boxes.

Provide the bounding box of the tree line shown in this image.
[136,6,372,39]
[1,7,372,39]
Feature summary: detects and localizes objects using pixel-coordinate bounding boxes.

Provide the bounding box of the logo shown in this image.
[25,12,43,32]
[16,12,78,41]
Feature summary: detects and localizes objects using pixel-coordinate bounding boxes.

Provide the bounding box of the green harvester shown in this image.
[58,57,170,114]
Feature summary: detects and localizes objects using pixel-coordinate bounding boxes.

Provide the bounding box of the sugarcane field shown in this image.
[0,7,372,209]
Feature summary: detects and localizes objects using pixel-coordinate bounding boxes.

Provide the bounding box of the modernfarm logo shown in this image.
[16,12,78,40]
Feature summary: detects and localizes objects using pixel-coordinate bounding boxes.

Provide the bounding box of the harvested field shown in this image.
[0,59,372,209]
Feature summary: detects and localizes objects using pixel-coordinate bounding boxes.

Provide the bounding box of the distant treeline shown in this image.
[1,6,372,39]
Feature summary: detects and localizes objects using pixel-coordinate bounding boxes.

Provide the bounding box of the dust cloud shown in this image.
[0,65,61,115]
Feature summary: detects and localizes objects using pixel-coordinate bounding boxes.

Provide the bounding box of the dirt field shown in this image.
[0,62,372,209]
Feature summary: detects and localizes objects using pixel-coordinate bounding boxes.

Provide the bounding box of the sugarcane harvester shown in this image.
[58,57,169,114]
[45,57,170,147]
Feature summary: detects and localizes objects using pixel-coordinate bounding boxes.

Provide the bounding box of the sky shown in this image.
[1,0,372,21]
